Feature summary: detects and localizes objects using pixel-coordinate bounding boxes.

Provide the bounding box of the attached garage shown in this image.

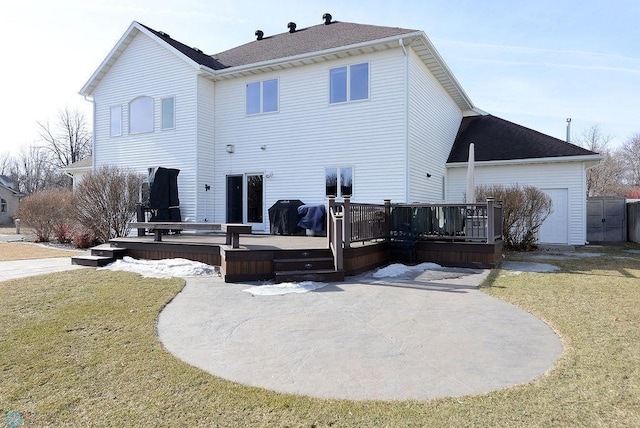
[446,115,601,246]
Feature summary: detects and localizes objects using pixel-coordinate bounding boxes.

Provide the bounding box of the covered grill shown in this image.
[268,199,305,235]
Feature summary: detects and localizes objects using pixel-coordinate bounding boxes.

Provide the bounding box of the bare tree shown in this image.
[586,151,627,197]
[9,145,69,194]
[576,124,613,153]
[621,133,640,187]
[37,107,92,169]
[575,125,626,196]
[0,151,10,176]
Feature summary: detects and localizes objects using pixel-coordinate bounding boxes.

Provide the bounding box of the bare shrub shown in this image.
[73,166,142,243]
[477,184,553,251]
[54,221,74,244]
[15,189,74,242]
[72,227,96,249]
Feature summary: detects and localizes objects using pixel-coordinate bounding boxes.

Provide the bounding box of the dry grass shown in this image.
[0,242,82,260]
[0,225,82,260]
[0,244,639,426]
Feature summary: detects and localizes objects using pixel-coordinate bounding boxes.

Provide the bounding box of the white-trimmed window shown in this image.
[110,105,122,137]
[129,96,154,134]
[325,167,354,198]
[161,97,175,130]
[330,62,369,104]
[0,198,6,213]
[246,78,278,115]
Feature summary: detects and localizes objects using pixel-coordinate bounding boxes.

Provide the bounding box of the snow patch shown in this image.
[372,262,442,278]
[100,256,218,278]
[243,281,328,296]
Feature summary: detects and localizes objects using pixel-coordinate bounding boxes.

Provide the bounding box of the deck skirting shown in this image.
[110,237,502,282]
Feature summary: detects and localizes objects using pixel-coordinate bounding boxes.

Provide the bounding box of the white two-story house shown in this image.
[79,15,600,245]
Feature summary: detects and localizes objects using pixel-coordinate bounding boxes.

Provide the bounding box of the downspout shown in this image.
[399,38,409,203]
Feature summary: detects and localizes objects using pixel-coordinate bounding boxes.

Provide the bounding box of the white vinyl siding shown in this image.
[446,160,588,245]
[408,50,462,203]
[214,48,406,227]
[196,75,216,222]
[92,30,199,220]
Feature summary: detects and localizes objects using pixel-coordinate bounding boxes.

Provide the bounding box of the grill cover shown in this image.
[149,167,181,222]
[268,200,305,235]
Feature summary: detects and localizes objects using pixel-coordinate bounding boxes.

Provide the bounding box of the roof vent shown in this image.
[193,47,203,53]
[323,13,333,25]
[287,22,296,33]
[255,30,264,40]
[158,31,170,38]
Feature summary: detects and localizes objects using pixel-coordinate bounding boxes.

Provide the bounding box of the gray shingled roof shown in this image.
[448,115,598,163]
[212,21,418,68]
[140,20,418,70]
[138,23,226,70]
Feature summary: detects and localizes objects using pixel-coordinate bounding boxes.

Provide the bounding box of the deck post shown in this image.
[333,212,344,271]
[343,196,351,248]
[486,198,495,243]
[384,199,391,241]
[135,203,146,237]
[327,197,335,249]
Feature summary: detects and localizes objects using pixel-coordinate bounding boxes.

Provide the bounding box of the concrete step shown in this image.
[274,269,345,283]
[71,255,114,267]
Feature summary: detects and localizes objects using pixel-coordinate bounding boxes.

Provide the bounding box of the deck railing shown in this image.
[326,197,503,272]
[327,197,503,249]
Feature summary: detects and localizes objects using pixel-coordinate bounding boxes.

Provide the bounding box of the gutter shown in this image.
[399,38,409,203]
[446,154,603,169]
[203,32,424,80]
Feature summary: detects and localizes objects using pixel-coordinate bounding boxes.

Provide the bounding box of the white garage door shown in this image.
[538,188,569,244]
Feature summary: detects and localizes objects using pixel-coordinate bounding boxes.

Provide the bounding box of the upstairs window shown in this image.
[325,167,354,198]
[161,97,175,129]
[246,79,278,115]
[330,62,369,104]
[129,96,154,134]
[0,198,6,213]
[110,105,122,136]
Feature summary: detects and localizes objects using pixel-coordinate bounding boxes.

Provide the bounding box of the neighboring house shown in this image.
[0,175,24,226]
[79,16,600,245]
[61,155,93,189]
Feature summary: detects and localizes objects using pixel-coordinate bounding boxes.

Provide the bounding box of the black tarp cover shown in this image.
[268,199,304,235]
[149,167,181,222]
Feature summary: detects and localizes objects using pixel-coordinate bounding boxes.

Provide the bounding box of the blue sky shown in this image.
[1,0,637,155]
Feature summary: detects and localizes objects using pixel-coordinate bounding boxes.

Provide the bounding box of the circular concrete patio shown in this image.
[158,268,562,401]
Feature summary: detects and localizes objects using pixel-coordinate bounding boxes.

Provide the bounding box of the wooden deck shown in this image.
[109,231,502,283]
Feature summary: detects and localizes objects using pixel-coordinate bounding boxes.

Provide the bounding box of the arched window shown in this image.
[129,96,154,134]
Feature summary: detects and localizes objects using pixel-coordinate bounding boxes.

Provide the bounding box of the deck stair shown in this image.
[273,248,344,283]
[71,244,128,267]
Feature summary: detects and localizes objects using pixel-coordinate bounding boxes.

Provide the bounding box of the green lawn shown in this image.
[0,244,639,426]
